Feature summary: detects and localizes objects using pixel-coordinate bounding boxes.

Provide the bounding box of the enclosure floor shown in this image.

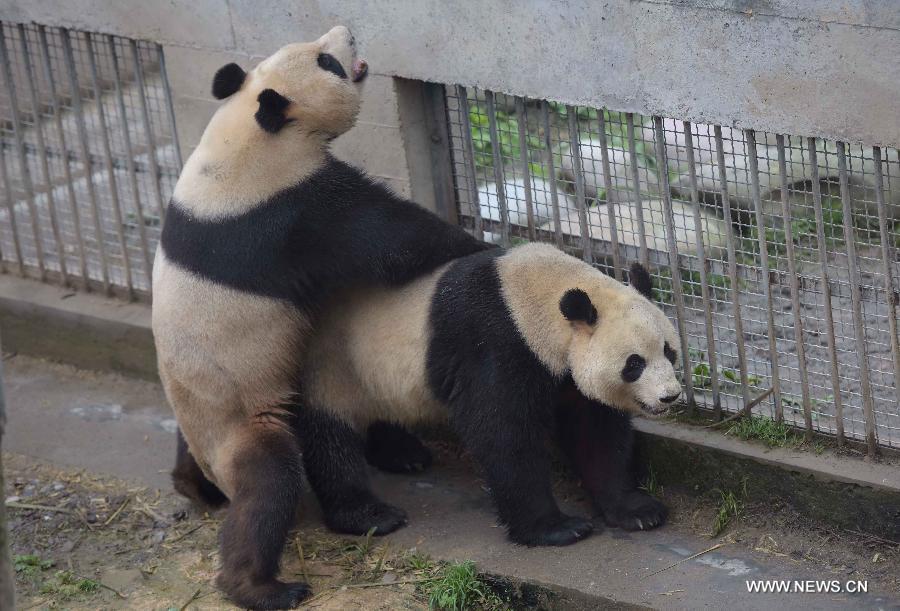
[5,355,900,610]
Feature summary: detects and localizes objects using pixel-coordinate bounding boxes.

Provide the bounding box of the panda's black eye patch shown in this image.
[664,342,677,365]
[622,354,646,383]
[317,53,347,79]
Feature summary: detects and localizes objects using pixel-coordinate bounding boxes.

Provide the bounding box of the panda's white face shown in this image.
[562,290,683,416]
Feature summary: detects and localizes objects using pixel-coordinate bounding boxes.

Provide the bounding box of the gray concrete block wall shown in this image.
[3,0,899,208]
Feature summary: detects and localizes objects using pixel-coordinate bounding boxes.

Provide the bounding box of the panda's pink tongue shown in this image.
[351,58,368,82]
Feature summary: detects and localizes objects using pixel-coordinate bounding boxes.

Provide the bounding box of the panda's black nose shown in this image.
[660,392,681,404]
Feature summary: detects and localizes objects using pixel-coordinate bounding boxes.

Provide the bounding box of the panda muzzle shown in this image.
[351,58,368,82]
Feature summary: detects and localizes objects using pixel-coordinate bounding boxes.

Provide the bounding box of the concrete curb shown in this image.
[2,274,899,541]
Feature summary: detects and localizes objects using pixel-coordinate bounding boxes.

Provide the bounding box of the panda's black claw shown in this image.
[600,490,668,531]
[325,497,408,536]
[510,514,595,547]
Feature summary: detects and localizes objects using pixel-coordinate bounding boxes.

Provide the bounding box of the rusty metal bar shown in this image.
[130,39,166,221]
[653,115,693,408]
[455,86,483,241]
[540,100,563,248]
[626,112,649,268]
[683,121,720,417]
[484,90,510,247]
[156,42,183,172]
[596,111,622,280]
[776,134,812,438]
[514,97,536,241]
[0,24,46,279]
[17,24,68,284]
[0,139,24,275]
[837,141,877,456]
[567,106,592,264]
[747,129,783,421]
[806,138,845,445]
[108,35,153,284]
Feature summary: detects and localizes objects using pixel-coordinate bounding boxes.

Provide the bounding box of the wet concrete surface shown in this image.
[5,355,899,610]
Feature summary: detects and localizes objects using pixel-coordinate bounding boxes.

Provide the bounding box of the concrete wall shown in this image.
[3,0,898,211]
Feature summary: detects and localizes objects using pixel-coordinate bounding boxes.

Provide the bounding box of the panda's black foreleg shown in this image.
[296,408,408,535]
[171,426,228,508]
[365,421,433,473]
[216,422,311,610]
[449,383,593,547]
[555,380,668,531]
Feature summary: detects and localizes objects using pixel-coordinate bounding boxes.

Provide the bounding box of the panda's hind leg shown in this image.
[214,419,311,610]
[365,421,433,473]
[297,408,408,535]
[171,427,228,508]
[555,379,668,531]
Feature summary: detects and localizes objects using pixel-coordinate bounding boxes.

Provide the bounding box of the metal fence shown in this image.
[0,22,181,300]
[445,86,900,455]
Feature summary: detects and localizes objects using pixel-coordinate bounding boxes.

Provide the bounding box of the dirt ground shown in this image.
[7,445,900,610]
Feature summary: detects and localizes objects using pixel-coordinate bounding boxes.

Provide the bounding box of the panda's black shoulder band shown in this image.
[255,89,293,134]
[211,63,246,99]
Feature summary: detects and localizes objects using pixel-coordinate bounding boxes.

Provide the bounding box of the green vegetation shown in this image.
[13,554,54,576]
[423,561,505,611]
[727,415,798,448]
[38,570,100,601]
[639,463,662,497]
[687,348,761,390]
[712,488,743,537]
[469,105,542,176]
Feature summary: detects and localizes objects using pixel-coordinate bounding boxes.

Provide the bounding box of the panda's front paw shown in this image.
[325,498,408,536]
[601,490,668,531]
[510,514,595,547]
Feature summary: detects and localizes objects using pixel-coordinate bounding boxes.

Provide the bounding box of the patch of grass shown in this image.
[727,415,798,448]
[688,348,761,390]
[14,554,54,577]
[423,561,504,611]
[38,570,100,601]
[712,489,742,537]
[639,464,662,497]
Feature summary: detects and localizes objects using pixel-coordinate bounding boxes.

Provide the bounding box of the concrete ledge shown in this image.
[2,274,899,540]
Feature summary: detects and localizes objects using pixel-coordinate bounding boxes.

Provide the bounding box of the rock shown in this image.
[553,198,729,257]
[475,177,571,243]
[558,137,657,203]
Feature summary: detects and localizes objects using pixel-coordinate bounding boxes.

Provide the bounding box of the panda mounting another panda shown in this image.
[152,26,682,611]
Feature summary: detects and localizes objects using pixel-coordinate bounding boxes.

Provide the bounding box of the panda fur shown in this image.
[300,243,682,546]
[152,27,490,610]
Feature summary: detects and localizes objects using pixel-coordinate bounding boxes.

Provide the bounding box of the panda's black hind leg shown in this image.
[298,409,407,535]
[555,379,668,531]
[171,427,228,508]
[365,421,433,474]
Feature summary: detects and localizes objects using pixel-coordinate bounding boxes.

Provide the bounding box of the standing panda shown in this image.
[152,27,491,609]
[300,243,682,546]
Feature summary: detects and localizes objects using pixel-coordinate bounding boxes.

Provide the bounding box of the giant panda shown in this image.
[151,27,492,610]
[299,243,683,546]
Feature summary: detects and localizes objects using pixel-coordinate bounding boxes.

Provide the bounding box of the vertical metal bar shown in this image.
[130,39,166,220]
[484,91,509,247]
[62,28,111,294]
[567,106,592,263]
[683,122,720,417]
[455,86,483,241]
[85,33,133,298]
[18,24,68,285]
[715,126,750,407]
[514,97,536,241]
[424,83,459,225]
[837,142,877,457]
[596,111,622,281]
[807,138,845,445]
[653,116,693,408]
[540,100,563,248]
[872,147,900,412]
[109,35,153,288]
[626,113,649,268]
[776,135,813,438]
[38,25,88,288]
[0,141,25,275]
[747,129,783,421]
[156,42,183,172]
[0,24,46,279]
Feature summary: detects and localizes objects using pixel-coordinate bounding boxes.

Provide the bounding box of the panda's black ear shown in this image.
[560,288,598,326]
[629,262,653,301]
[255,88,293,134]
[211,63,246,99]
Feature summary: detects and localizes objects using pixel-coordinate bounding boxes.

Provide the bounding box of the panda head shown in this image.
[210,25,368,139]
[559,263,682,416]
